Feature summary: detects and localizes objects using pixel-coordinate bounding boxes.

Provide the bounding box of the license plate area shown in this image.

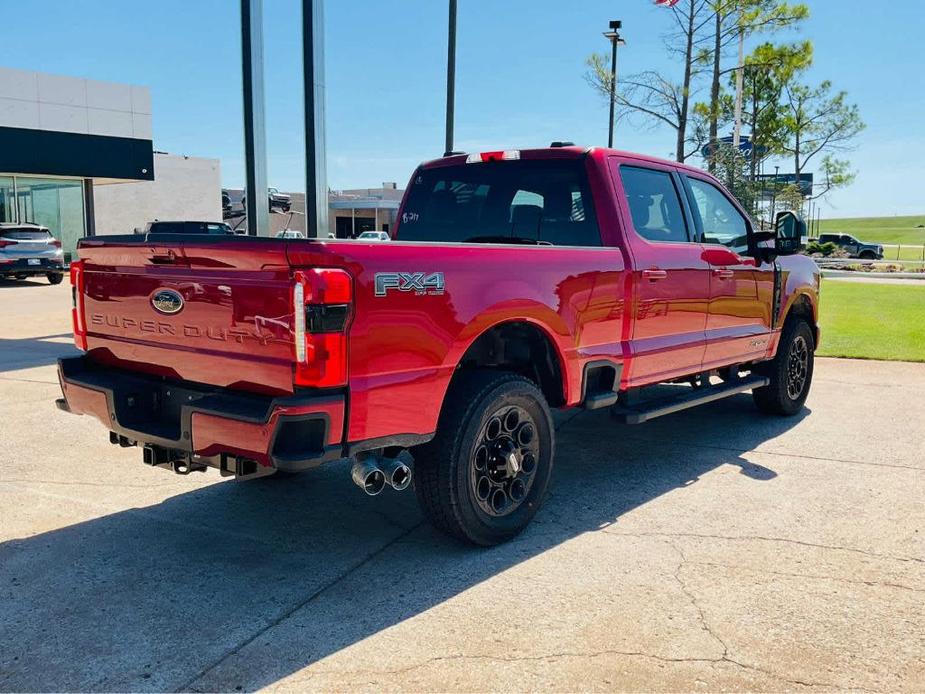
[27,258,41,266]
[112,380,210,442]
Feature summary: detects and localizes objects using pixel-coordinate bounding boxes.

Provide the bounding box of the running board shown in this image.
[611,375,770,424]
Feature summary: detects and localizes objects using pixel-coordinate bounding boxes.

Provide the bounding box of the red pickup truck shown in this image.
[57,145,819,545]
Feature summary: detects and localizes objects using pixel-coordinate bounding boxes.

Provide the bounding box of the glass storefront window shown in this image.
[1,176,86,258]
[0,177,14,223]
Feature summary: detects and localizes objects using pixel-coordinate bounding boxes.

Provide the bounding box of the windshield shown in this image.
[397,159,600,246]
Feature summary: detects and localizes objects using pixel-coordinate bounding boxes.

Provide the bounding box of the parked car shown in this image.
[141,221,235,236]
[275,229,305,239]
[57,145,819,546]
[268,187,291,213]
[0,223,65,284]
[357,230,390,241]
[817,233,883,259]
[239,188,293,214]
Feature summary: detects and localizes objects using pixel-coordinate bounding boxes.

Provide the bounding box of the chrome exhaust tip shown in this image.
[379,457,412,491]
[351,459,386,496]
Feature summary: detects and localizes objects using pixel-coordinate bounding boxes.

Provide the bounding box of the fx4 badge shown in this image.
[375,272,445,297]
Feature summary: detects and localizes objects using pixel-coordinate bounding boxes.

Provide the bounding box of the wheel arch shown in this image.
[783,291,818,348]
[450,318,569,408]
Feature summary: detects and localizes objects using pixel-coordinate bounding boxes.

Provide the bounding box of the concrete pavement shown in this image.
[0,278,923,692]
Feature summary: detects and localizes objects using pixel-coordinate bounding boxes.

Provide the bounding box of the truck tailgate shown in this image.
[78,238,296,395]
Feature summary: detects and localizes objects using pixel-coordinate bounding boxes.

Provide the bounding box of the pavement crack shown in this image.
[306,649,860,690]
[0,478,177,490]
[689,559,925,594]
[602,528,924,565]
[172,521,424,693]
[665,539,730,659]
[613,433,923,472]
[554,409,586,433]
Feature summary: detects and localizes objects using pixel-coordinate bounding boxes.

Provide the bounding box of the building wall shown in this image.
[94,153,222,234]
[0,66,152,142]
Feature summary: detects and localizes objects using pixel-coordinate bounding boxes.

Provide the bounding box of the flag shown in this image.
[654,0,681,6]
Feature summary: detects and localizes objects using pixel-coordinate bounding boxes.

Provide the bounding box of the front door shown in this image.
[610,159,709,386]
[682,174,773,368]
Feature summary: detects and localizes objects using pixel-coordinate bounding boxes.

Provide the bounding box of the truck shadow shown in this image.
[0,396,806,691]
[0,334,78,373]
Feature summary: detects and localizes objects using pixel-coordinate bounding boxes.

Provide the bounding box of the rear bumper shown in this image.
[56,355,345,472]
[0,257,64,275]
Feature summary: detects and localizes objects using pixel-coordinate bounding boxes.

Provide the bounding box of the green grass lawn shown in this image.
[817,279,925,362]
[819,214,925,246]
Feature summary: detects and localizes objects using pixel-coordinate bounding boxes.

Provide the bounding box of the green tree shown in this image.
[585,0,714,162]
[739,41,812,180]
[702,0,809,172]
[781,80,865,196]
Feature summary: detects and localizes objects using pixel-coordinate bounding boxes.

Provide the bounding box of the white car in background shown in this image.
[275,229,305,239]
[357,231,390,241]
[0,223,65,284]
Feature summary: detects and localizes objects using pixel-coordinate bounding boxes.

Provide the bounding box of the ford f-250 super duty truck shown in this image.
[57,145,819,546]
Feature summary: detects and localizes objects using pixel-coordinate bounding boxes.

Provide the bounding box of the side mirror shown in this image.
[774,210,806,256]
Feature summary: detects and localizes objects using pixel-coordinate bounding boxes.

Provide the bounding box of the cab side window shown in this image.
[685,178,749,252]
[619,166,690,243]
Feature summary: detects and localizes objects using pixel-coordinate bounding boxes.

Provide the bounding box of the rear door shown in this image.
[78,237,297,395]
[681,173,773,368]
[610,158,709,385]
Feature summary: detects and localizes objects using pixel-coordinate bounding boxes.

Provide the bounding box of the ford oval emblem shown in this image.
[151,289,184,315]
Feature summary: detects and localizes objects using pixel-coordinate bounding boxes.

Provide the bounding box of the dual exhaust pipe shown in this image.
[351,455,412,496]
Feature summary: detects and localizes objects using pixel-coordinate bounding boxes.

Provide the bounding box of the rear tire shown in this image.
[413,370,554,546]
[47,272,63,285]
[753,318,814,416]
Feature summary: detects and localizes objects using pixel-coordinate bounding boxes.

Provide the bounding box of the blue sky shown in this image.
[4,0,923,218]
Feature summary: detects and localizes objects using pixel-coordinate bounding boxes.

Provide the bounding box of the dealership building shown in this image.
[1,66,403,253]
[0,66,220,258]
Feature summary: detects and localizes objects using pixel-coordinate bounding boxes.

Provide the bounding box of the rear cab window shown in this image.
[396,159,601,247]
[146,222,232,235]
[0,226,53,242]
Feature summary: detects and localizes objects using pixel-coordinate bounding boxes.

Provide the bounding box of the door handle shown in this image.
[642,269,668,281]
[712,268,735,279]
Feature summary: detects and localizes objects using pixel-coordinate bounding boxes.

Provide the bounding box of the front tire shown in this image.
[753,319,815,416]
[47,272,63,285]
[413,370,555,546]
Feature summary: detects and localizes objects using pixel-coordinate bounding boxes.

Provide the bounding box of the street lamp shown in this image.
[444,0,458,157]
[603,20,625,148]
[770,165,780,225]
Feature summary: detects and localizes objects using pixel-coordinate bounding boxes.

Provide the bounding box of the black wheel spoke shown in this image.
[469,404,539,518]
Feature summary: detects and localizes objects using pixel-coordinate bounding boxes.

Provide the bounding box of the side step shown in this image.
[611,375,770,424]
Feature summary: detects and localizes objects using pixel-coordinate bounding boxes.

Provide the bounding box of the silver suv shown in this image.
[0,223,65,284]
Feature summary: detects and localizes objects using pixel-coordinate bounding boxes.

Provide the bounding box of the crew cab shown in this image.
[56,146,820,546]
[817,233,883,260]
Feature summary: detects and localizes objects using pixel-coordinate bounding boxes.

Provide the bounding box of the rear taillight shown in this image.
[70,260,87,351]
[50,239,62,249]
[292,268,352,388]
[0,239,17,248]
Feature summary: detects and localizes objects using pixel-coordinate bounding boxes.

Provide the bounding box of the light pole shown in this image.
[769,165,779,225]
[444,0,458,156]
[603,20,625,148]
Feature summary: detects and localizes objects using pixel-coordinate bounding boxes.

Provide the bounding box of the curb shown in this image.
[821,270,925,281]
